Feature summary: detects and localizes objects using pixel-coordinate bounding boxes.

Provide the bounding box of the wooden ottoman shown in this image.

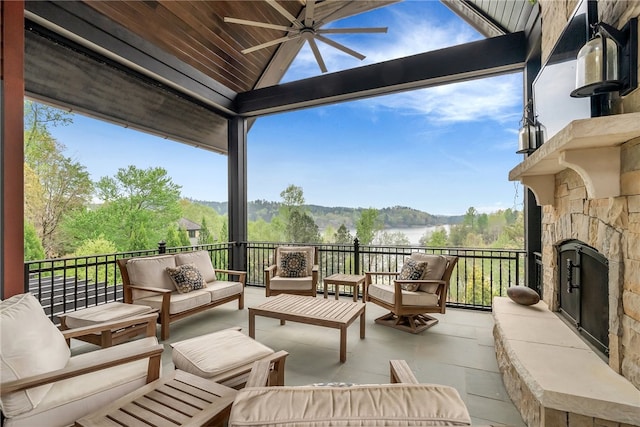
[171,328,288,389]
[59,302,157,347]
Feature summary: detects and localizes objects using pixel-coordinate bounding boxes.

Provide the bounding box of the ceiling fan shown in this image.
[224,0,387,73]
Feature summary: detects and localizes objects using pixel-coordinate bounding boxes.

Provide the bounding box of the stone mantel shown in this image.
[509,112,640,206]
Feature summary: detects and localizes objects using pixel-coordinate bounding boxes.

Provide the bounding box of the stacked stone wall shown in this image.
[540,138,640,389]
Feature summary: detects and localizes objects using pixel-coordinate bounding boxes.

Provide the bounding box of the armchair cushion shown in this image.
[410,253,448,292]
[398,259,428,291]
[368,283,439,306]
[165,263,204,293]
[175,250,217,283]
[0,293,70,417]
[279,251,308,278]
[125,254,177,299]
[276,246,315,277]
[269,276,314,291]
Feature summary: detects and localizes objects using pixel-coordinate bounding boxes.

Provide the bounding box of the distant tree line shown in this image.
[23,100,523,261]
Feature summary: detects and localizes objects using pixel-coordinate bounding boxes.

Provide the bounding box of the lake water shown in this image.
[349,225,451,245]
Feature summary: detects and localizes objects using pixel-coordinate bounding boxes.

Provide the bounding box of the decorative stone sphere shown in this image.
[507,287,540,306]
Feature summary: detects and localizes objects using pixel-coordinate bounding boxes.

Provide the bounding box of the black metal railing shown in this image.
[246,241,525,310]
[24,243,233,321]
[24,241,525,321]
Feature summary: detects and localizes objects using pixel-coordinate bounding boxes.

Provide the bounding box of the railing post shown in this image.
[354,238,360,274]
[158,241,166,254]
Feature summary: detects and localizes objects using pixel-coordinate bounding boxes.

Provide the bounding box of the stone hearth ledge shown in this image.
[492,297,640,426]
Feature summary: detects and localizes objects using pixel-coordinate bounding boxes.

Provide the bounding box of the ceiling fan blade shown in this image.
[304,0,316,27]
[307,37,328,73]
[318,27,388,34]
[266,0,303,29]
[224,17,294,32]
[315,34,365,60]
[241,34,300,54]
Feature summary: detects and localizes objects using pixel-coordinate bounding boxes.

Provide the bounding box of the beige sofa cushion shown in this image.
[135,288,211,314]
[229,383,471,426]
[125,255,176,299]
[172,329,274,378]
[174,250,217,283]
[368,283,439,306]
[0,293,71,418]
[410,254,448,292]
[5,337,160,427]
[276,246,314,277]
[205,281,244,301]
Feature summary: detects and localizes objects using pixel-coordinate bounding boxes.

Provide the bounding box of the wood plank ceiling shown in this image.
[23,0,535,153]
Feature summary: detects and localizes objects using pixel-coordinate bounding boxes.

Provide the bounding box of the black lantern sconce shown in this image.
[571,17,638,98]
[517,100,546,154]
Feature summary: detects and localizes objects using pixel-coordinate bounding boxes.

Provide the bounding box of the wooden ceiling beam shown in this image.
[235,31,526,117]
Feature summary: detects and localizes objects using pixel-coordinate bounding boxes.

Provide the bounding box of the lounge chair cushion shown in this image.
[276,246,314,277]
[0,293,70,417]
[410,253,448,292]
[126,255,177,299]
[165,263,204,293]
[175,250,217,283]
[269,276,315,291]
[5,337,160,427]
[368,283,439,306]
[229,383,472,426]
[171,329,274,378]
[62,302,155,329]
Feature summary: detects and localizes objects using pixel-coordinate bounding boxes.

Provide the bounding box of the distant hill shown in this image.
[190,199,463,229]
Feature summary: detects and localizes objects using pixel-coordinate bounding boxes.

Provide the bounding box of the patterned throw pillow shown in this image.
[279,251,308,278]
[166,263,204,293]
[398,259,428,292]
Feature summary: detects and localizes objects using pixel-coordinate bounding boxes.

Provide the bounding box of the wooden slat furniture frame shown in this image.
[74,370,237,427]
[264,246,319,297]
[365,255,459,334]
[323,273,366,302]
[248,294,365,363]
[59,310,159,348]
[0,317,163,396]
[117,256,246,340]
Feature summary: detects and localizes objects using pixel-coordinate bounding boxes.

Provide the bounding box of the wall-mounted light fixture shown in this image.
[517,100,546,154]
[571,18,637,98]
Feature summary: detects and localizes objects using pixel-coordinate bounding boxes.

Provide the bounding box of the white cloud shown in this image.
[283,4,522,125]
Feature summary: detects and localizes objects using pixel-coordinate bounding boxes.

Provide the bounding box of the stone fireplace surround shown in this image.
[504,111,640,425]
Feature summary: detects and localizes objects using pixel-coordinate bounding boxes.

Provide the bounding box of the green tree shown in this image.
[334,224,353,244]
[220,220,228,242]
[288,210,320,243]
[24,221,45,261]
[72,236,119,285]
[374,231,410,246]
[165,225,182,248]
[355,208,382,245]
[96,165,181,250]
[178,226,191,246]
[421,227,448,247]
[24,101,92,257]
[198,216,214,244]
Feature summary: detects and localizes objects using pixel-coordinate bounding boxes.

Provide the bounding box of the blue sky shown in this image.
[48,0,524,216]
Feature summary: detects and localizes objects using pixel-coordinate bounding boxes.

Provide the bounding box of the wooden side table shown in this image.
[323,273,366,302]
[75,370,237,427]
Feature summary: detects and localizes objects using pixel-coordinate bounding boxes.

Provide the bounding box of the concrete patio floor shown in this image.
[72,286,526,426]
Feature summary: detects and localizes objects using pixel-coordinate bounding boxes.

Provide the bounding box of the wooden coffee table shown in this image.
[75,370,237,426]
[323,273,366,302]
[249,294,365,363]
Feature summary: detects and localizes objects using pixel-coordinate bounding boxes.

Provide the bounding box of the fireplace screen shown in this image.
[558,240,609,356]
